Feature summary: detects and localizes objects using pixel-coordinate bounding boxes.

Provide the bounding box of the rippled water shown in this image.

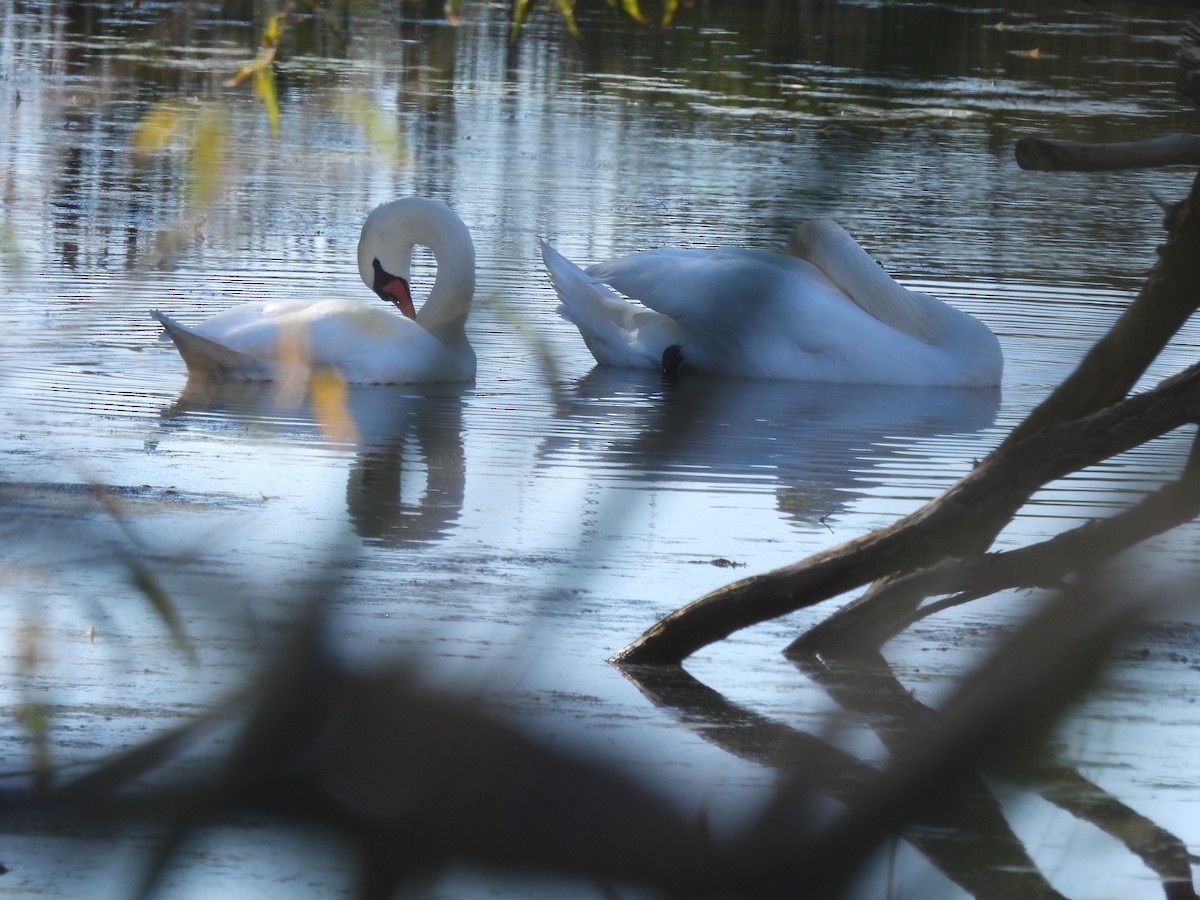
[2,1,1200,897]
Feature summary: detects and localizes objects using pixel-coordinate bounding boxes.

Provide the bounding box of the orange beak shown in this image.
[371,259,417,320]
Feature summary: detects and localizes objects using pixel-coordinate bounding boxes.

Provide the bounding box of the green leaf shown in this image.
[553,0,581,39]
[620,0,650,25]
[510,0,535,41]
[252,60,281,138]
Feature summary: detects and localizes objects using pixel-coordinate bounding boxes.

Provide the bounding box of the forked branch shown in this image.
[610,366,1200,666]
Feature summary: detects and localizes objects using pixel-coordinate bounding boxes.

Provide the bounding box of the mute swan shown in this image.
[152,197,476,384]
[541,220,1002,387]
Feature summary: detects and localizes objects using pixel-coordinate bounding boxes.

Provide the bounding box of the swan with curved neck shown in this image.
[152,197,476,384]
[541,219,1002,387]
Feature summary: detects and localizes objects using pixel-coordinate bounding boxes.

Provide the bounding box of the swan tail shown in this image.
[151,310,271,379]
[540,240,678,368]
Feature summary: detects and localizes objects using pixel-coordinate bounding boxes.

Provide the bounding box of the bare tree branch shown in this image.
[787,427,1200,656]
[611,362,1200,666]
[999,165,1200,448]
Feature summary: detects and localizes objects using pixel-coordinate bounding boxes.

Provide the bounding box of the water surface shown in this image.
[2,1,1199,897]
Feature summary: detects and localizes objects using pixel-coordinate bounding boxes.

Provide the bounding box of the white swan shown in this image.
[152,197,476,384]
[541,220,1002,387]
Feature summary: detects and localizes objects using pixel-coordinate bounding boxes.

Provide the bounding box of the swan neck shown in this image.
[787,220,945,344]
[358,198,476,334]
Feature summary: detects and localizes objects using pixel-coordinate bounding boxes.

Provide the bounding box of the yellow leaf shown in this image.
[335,94,405,166]
[262,7,290,48]
[510,0,535,41]
[186,108,229,209]
[252,61,281,138]
[273,321,314,407]
[131,100,185,155]
[223,61,254,88]
[620,0,650,25]
[309,368,357,444]
[553,0,581,38]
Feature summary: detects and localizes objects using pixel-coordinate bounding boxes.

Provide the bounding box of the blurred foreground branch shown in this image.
[620,567,1197,899]
[2,609,722,900]
[9,571,1193,899]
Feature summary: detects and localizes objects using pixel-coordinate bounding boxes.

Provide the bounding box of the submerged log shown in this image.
[1015,134,1200,171]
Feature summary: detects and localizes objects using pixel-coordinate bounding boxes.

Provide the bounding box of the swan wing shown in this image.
[542,240,683,368]
[154,301,472,384]
[544,237,1002,386]
[151,310,270,379]
[583,248,964,380]
[586,248,854,347]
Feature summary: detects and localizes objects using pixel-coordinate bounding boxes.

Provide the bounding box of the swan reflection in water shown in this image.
[538,367,1000,528]
[157,375,468,546]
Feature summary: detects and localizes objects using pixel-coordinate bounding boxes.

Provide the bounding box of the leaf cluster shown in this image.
[506,0,683,40]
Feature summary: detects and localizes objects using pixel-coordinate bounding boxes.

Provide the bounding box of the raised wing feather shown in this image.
[586,248,847,326]
[585,248,864,359]
[542,240,684,368]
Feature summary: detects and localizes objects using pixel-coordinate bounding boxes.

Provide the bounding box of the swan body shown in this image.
[541,220,1002,387]
[152,197,476,384]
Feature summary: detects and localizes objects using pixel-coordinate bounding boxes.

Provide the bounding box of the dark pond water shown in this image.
[2,1,1199,897]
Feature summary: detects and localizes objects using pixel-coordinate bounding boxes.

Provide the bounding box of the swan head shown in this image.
[356,197,476,330]
[370,258,417,319]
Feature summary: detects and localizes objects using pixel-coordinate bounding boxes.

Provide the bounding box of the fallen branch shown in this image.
[610,364,1200,666]
[786,427,1200,657]
[1001,166,1200,447]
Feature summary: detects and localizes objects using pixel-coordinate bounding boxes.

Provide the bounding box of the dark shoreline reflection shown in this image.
[539,367,1000,527]
[158,376,469,547]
